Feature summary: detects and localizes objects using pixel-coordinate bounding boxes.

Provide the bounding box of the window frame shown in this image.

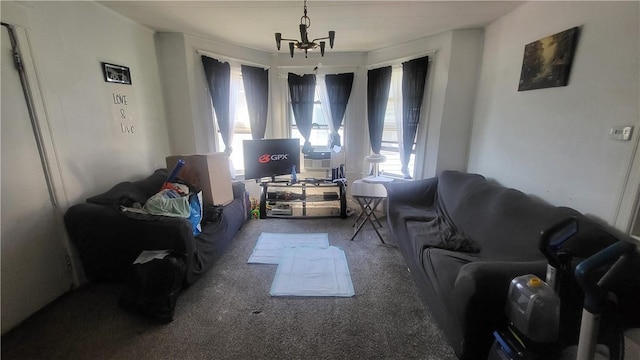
[288,85,345,151]
[214,69,252,176]
[379,68,417,178]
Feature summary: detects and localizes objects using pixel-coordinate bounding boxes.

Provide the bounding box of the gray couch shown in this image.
[384,170,619,359]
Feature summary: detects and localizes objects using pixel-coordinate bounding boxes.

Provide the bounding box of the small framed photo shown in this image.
[102,62,131,85]
[518,27,579,91]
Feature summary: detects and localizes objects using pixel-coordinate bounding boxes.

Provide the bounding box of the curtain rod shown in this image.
[276,64,360,78]
[196,49,269,70]
[365,50,436,70]
[276,64,359,70]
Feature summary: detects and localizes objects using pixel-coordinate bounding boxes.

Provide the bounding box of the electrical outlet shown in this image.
[609,126,633,141]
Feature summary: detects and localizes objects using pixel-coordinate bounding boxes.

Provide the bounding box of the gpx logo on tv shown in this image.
[258,153,289,163]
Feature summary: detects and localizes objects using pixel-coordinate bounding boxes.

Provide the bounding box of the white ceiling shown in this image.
[101,1,526,54]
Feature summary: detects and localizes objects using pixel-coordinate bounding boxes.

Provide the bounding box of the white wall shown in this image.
[155,33,196,155]
[468,1,639,229]
[1,0,170,330]
[15,1,171,204]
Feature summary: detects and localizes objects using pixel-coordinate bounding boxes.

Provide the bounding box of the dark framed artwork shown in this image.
[102,62,132,85]
[518,27,579,91]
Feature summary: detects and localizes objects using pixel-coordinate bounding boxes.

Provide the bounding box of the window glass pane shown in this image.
[382,96,397,143]
[234,84,251,133]
[380,147,415,177]
[216,72,250,174]
[379,73,415,178]
[290,87,344,150]
[218,132,252,173]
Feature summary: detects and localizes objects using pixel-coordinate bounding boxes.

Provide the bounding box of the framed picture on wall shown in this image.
[518,27,579,91]
[102,62,132,85]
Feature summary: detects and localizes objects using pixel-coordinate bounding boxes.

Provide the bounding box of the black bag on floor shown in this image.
[118,253,186,323]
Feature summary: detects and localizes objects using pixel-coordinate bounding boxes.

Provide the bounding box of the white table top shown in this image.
[362,175,394,183]
[351,179,388,197]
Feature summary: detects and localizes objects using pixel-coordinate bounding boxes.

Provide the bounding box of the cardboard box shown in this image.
[166,153,234,206]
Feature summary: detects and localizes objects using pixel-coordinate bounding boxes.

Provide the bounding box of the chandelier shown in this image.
[275,0,335,58]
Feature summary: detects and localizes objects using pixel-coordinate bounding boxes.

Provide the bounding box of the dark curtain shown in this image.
[288,73,316,153]
[241,65,269,139]
[401,56,429,178]
[367,66,392,154]
[325,73,354,147]
[201,56,231,151]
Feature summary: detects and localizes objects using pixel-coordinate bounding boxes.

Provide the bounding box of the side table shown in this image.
[350,177,393,243]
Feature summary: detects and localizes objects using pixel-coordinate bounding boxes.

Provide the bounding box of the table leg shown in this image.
[366,198,384,228]
[350,197,386,244]
[351,197,370,241]
[352,202,368,227]
[367,198,385,244]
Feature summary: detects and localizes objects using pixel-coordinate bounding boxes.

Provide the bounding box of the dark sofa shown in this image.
[384,170,624,359]
[64,169,248,286]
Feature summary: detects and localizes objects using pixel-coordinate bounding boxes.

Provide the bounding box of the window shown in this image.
[289,86,344,151]
[380,68,416,178]
[215,70,251,174]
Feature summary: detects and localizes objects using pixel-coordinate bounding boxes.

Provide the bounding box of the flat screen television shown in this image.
[243,138,301,181]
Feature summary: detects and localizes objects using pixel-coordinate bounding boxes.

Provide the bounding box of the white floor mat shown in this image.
[269,246,355,297]
[247,232,329,264]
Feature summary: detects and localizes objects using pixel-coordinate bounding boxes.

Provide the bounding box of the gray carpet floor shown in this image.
[1,217,457,360]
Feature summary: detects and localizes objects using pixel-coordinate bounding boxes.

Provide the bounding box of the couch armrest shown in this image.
[232,181,246,200]
[231,181,250,221]
[450,260,548,358]
[384,177,438,207]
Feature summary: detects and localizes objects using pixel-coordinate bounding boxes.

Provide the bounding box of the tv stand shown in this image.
[259,180,347,219]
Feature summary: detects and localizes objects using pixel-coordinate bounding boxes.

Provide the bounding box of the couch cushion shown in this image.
[87,169,167,206]
[422,248,476,298]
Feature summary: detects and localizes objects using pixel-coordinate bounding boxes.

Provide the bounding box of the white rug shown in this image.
[247,232,329,264]
[270,246,355,297]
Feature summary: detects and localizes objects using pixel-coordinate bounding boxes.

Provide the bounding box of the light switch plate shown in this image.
[609,126,633,141]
